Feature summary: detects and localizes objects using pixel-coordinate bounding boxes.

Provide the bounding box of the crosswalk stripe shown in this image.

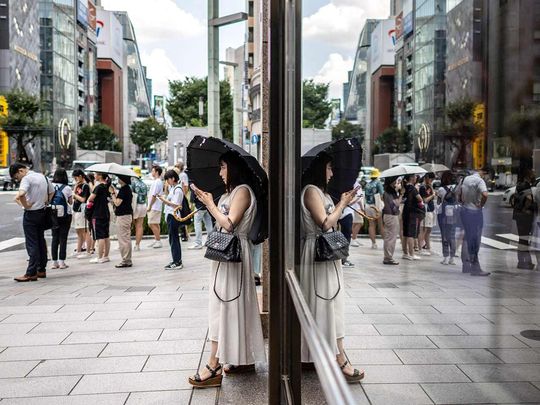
[0,237,25,252]
[481,236,516,250]
[496,233,520,243]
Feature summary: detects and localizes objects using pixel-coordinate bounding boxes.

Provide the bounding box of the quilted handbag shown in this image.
[314,229,349,262]
[204,229,242,263]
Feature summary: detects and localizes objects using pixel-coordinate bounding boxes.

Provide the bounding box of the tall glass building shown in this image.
[413,0,447,162]
[40,0,78,167]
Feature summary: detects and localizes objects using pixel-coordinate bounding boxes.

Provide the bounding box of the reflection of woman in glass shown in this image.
[300,152,365,383]
[188,151,265,388]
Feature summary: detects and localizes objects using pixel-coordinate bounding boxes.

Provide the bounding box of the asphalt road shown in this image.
[0,190,514,244]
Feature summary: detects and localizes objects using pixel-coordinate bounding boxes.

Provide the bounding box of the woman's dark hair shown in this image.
[219,151,249,193]
[72,169,90,183]
[52,168,69,185]
[164,169,179,182]
[88,173,95,184]
[425,172,436,180]
[384,176,398,194]
[301,152,333,192]
[440,171,454,187]
[403,174,416,183]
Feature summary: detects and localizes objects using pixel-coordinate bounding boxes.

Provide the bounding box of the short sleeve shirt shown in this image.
[149,179,164,211]
[460,173,488,210]
[19,171,54,211]
[115,185,133,216]
[73,183,90,212]
[164,184,184,216]
[419,184,435,212]
[91,183,111,219]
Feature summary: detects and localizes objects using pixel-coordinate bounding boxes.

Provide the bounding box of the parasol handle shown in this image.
[347,205,381,221]
[172,193,222,223]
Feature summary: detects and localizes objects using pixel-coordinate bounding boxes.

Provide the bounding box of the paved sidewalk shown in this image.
[0,238,538,404]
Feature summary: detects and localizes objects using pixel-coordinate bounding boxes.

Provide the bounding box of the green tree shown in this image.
[331,120,364,141]
[373,127,412,154]
[78,123,120,151]
[130,118,168,155]
[0,90,46,163]
[166,77,233,141]
[302,79,332,128]
[445,98,481,169]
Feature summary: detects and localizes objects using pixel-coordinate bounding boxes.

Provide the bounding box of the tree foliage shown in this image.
[302,79,332,129]
[78,123,120,151]
[130,118,168,155]
[373,127,412,154]
[331,120,364,141]
[166,77,233,141]
[0,90,46,163]
[444,97,481,168]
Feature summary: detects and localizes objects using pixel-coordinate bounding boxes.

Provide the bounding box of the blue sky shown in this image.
[101,0,389,101]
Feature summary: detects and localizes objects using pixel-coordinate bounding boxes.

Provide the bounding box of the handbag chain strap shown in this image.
[313,259,341,301]
[213,260,244,303]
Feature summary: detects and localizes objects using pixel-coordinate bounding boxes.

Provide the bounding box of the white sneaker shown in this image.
[448,257,456,265]
[153,241,163,249]
[147,241,156,248]
[50,261,59,269]
[420,250,432,256]
[441,257,449,265]
[89,257,99,264]
[403,255,414,261]
[59,261,68,269]
[70,252,80,258]
[134,245,141,252]
[188,244,203,250]
[350,240,360,247]
[371,243,378,250]
[412,255,422,260]
[77,253,91,259]
[98,257,110,263]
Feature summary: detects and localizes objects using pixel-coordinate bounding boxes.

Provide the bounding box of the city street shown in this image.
[0,232,538,403]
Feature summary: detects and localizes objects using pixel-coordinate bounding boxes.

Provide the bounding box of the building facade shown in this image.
[224,45,247,147]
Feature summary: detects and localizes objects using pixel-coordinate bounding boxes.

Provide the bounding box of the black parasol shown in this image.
[302,137,363,202]
[186,135,268,244]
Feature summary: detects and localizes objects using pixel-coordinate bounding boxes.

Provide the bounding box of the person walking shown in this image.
[364,169,384,249]
[157,170,184,270]
[147,165,163,248]
[437,172,458,265]
[418,173,436,255]
[299,153,364,383]
[11,163,54,282]
[402,174,424,261]
[382,176,401,265]
[188,151,265,388]
[513,170,537,270]
[88,172,111,264]
[130,176,148,251]
[458,168,490,276]
[72,169,92,259]
[350,180,364,247]
[110,175,133,268]
[188,187,214,250]
[50,168,73,270]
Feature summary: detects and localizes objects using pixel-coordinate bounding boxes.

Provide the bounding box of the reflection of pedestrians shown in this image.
[458,169,490,276]
[189,189,213,250]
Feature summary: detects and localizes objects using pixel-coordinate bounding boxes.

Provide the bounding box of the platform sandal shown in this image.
[224,364,255,374]
[340,360,365,383]
[188,363,223,388]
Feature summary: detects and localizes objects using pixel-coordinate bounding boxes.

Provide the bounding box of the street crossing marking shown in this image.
[0,237,25,252]
[481,236,516,250]
[496,233,520,243]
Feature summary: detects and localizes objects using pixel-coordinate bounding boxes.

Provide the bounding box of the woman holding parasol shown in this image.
[301,139,365,383]
[187,137,266,388]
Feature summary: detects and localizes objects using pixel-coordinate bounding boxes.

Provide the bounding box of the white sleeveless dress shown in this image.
[300,185,345,362]
[208,184,266,365]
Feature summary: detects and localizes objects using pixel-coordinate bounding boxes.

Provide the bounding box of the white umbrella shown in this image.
[85,162,138,177]
[379,165,427,178]
[422,163,450,173]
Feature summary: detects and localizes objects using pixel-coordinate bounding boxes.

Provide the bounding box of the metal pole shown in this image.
[208,0,220,138]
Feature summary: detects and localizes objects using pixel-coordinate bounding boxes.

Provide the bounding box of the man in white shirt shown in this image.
[175,161,190,242]
[458,168,490,276]
[147,165,164,248]
[10,163,54,282]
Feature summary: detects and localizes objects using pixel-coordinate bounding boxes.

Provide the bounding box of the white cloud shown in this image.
[140,48,186,98]
[312,53,353,101]
[101,0,204,44]
[303,0,390,49]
